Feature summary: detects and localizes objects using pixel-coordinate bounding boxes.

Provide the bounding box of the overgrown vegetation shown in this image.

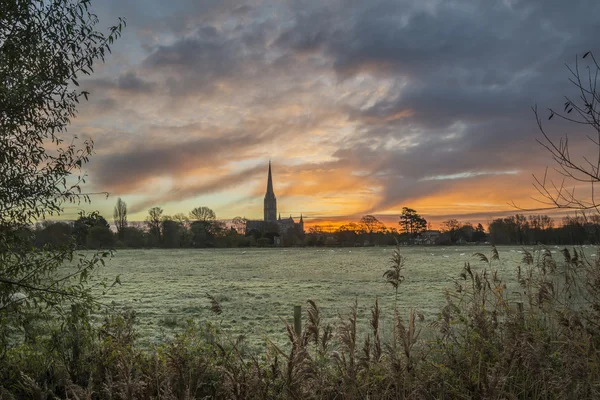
[2,246,600,399]
[0,0,125,365]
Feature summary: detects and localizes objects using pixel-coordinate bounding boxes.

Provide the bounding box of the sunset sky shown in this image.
[68,0,600,229]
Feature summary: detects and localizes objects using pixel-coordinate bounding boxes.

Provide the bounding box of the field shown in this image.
[91,245,596,350]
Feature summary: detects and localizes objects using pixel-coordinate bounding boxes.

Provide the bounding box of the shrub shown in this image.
[3,246,600,398]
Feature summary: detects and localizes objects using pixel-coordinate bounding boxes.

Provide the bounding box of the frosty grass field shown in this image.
[91,245,597,351]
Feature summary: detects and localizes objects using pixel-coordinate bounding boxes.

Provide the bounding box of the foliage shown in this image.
[0,0,123,370]
[161,216,191,248]
[32,209,600,248]
[3,247,600,398]
[0,0,123,229]
[86,225,115,249]
[72,210,110,246]
[232,216,248,235]
[488,212,600,245]
[383,245,405,307]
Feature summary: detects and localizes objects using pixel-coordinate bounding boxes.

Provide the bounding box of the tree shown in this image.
[34,221,73,248]
[441,219,461,243]
[189,206,217,247]
[472,223,486,242]
[336,223,360,246]
[231,216,247,235]
[190,206,216,222]
[359,215,385,245]
[121,225,146,248]
[145,207,163,245]
[86,225,115,249]
[399,207,427,237]
[113,198,128,240]
[359,215,385,235]
[531,52,600,213]
[0,0,124,356]
[161,216,188,248]
[457,223,475,243]
[172,213,190,225]
[72,210,109,246]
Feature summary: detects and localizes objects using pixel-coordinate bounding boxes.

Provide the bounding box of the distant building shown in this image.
[264,161,277,221]
[246,162,304,242]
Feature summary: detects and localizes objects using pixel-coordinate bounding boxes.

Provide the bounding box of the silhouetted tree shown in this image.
[189,206,217,247]
[113,197,128,240]
[190,206,216,223]
[34,221,73,248]
[161,216,189,248]
[72,210,110,246]
[360,215,385,235]
[122,225,146,248]
[441,219,461,243]
[86,225,115,249]
[473,223,487,242]
[399,207,427,239]
[458,223,475,243]
[172,213,190,225]
[145,207,163,245]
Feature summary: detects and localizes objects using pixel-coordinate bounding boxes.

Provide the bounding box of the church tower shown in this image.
[264,161,277,221]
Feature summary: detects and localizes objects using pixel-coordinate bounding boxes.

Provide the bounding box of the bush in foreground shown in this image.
[1,246,600,399]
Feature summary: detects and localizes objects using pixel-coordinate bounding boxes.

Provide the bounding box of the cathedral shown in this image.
[246,161,304,241]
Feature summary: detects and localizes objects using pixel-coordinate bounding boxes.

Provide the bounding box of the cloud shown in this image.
[71,0,600,223]
[420,171,520,181]
[90,131,266,194]
[128,164,266,214]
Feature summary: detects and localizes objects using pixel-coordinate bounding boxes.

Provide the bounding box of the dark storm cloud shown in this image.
[141,27,243,96]
[85,71,156,94]
[275,0,600,211]
[117,71,156,92]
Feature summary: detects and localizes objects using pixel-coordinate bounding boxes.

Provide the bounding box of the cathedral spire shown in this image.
[266,160,274,196]
[264,161,277,221]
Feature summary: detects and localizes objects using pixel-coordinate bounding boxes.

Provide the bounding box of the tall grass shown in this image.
[2,245,600,398]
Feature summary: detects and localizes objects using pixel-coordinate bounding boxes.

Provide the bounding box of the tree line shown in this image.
[488,213,600,245]
[30,204,433,248]
[30,200,600,248]
[33,200,255,249]
[306,208,487,246]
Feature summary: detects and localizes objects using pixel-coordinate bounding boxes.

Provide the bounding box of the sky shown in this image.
[67,0,600,229]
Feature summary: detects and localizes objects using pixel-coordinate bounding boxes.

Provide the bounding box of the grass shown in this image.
[2,245,600,398]
[84,245,575,349]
